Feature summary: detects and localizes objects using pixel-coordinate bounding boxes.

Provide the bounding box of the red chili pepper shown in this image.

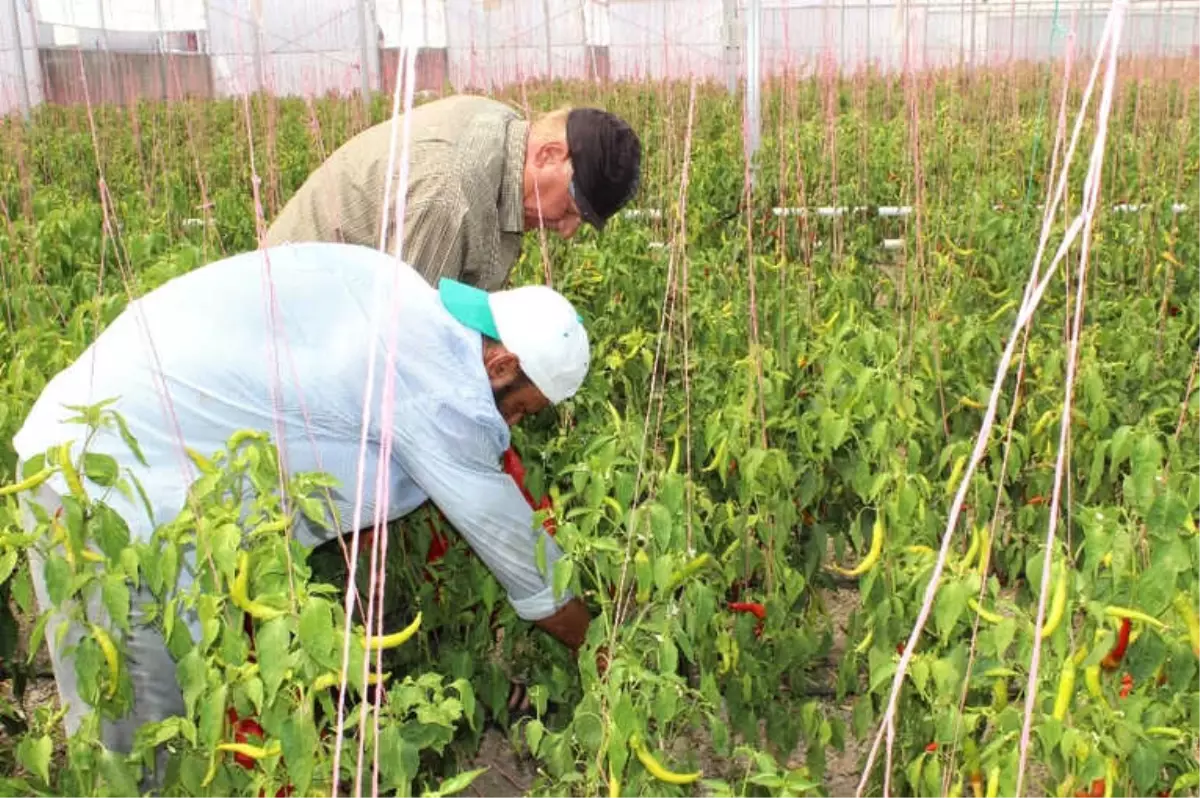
[357,529,374,555]
[1101,618,1131,671]
[1027,495,1047,506]
[227,708,265,769]
[728,602,766,637]
[925,742,938,752]
[1119,673,1134,698]
[728,601,765,620]
[501,446,538,506]
[425,517,450,564]
[1091,779,1106,797]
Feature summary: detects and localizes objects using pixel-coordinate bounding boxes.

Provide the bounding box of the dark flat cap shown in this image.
[566,108,642,231]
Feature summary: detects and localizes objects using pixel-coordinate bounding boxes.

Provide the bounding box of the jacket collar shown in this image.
[499,119,528,234]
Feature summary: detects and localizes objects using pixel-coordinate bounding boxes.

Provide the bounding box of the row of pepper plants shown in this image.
[0,68,1194,796]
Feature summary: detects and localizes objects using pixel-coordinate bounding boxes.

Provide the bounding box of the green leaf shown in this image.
[257,618,290,705]
[17,735,51,785]
[11,565,33,614]
[199,684,227,748]
[176,649,206,718]
[298,598,335,670]
[423,768,489,798]
[101,575,131,633]
[0,550,19,586]
[1135,566,1175,616]
[1130,743,1165,794]
[280,710,317,796]
[112,411,148,466]
[450,678,476,731]
[379,725,418,797]
[97,749,139,797]
[525,718,546,755]
[552,558,574,601]
[819,409,849,452]
[43,556,71,606]
[83,453,119,486]
[934,578,970,640]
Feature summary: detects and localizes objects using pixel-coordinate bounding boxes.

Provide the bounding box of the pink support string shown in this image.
[854,0,1130,793]
[329,42,418,798]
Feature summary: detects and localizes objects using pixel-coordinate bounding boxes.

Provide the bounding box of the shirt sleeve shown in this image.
[392,400,573,622]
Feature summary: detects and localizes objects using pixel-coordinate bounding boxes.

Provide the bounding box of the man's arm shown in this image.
[394,406,591,651]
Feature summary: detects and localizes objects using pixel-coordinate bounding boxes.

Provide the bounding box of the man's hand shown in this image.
[533,596,591,653]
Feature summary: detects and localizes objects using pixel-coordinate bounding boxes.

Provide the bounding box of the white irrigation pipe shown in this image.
[853,0,1128,793]
[619,203,1188,221]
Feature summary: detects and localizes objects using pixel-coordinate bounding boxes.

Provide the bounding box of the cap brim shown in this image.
[438,278,501,339]
[571,179,607,231]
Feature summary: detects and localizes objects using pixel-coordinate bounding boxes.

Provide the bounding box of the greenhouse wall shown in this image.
[1,0,1197,117]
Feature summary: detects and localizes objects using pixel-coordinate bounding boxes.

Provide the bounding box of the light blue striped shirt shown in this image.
[13,242,571,623]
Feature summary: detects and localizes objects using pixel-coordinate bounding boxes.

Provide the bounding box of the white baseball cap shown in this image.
[438,278,591,404]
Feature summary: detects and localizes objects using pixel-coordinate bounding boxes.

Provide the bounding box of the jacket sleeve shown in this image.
[392,401,573,621]
[385,181,469,286]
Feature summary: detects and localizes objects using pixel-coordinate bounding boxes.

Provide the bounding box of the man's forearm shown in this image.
[533,596,591,652]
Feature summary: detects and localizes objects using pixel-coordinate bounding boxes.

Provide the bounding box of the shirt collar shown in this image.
[453,322,512,449]
[499,119,527,235]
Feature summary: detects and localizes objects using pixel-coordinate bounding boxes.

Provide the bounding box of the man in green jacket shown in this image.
[264,93,642,290]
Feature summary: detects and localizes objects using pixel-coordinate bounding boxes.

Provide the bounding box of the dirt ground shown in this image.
[2,583,867,797]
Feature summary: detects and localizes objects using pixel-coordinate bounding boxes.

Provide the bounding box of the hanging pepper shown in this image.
[1100,618,1131,671]
[728,601,766,637]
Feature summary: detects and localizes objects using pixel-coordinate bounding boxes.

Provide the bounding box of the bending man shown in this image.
[12,241,593,754]
[264,94,642,289]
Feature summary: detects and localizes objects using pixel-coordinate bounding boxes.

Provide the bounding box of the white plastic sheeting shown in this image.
[34,0,206,32]
[0,0,1197,114]
[377,0,448,48]
[0,0,43,116]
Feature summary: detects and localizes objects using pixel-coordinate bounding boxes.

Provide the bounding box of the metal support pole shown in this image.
[866,0,872,70]
[542,0,554,80]
[723,0,738,95]
[745,0,761,188]
[969,0,977,67]
[9,0,31,120]
[155,0,168,100]
[251,0,265,93]
[357,0,378,105]
[579,0,595,81]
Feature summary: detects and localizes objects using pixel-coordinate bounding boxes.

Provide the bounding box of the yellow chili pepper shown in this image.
[1052,659,1076,720]
[1172,595,1199,656]
[58,442,86,500]
[92,624,120,698]
[311,669,390,693]
[0,467,53,497]
[1040,559,1068,637]
[217,741,281,760]
[230,551,286,620]
[630,734,701,785]
[364,612,422,650]
[1104,605,1167,630]
[968,597,1005,624]
[828,515,884,578]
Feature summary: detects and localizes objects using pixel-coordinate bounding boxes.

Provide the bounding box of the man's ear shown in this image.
[534,139,570,168]
[483,347,522,383]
